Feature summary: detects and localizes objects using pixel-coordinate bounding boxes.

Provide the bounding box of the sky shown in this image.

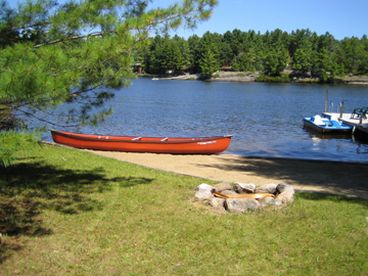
[7,0,368,39]
[163,0,368,39]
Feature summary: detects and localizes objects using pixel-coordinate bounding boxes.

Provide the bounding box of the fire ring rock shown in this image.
[225,198,260,213]
[214,182,233,192]
[255,183,278,194]
[194,183,215,201]
[234,182,256,193]
[275,183,295,204]
[194,182,295,213]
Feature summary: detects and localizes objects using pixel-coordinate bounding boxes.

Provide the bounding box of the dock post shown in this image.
[324,90,329,112]
[339,101,344,118]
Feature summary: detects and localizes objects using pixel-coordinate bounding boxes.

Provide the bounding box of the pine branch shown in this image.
[69,84,103,97]
[34,31,107,48]
[15,21,51,31]
[15,107,79,128]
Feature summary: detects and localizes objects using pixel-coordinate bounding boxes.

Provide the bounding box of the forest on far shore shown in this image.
[138,29,368,81]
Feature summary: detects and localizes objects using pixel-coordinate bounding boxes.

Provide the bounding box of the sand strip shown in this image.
[89,150,368,200]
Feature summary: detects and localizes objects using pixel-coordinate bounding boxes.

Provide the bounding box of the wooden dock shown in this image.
[323,112,368,126]
[323,112,368,137]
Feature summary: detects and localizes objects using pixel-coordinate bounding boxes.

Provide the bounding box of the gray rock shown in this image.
[209,197,225,209]
[196,183,215,191]
[276,191,294,204]
[255,183,278,194]
[275,184,294,204]
[214,182,233,192]
[194,190,213,201]
[259,197,276,207]
[225,198,260,213]
[234,182,256,193]
[194,183,215,201]
[276,183,294,194]
[259,197,283,207]
[274,199,283,206]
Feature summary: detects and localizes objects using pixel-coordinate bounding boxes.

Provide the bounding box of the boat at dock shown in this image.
[51,130,232,154]
[303,114,352,134]
[353,124,368,140]
[323,108,368,139]
[323,111,368,126]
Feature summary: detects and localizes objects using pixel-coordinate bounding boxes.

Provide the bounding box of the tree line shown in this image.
[140,29,368,81]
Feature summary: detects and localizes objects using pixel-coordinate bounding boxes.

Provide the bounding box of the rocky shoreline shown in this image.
[145,71,368,85]
[149,71,258,82]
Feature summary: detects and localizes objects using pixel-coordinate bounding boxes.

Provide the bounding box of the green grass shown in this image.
[0,144,367,275]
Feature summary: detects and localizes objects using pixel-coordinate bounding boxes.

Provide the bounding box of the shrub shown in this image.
[0,131,38,167]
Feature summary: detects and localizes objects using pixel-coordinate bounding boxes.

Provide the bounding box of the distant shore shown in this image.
[144,71,368,85]
[155,71,259,83]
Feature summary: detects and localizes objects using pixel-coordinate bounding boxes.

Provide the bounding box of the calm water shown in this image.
[42,78,368,162]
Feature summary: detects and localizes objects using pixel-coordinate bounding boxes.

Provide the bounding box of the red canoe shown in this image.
[51,130,232,154]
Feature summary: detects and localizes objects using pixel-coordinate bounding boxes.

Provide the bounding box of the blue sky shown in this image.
[164,0,368,39]
[8,0,368,39]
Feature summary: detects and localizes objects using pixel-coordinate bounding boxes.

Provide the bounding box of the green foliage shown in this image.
[312,49,341,82]
[231,48,262,72]
[143,28,368,81]
[262,48,289,76]
[0,131,38,167]
[199,49,219,79]
[0,0,218,129]
[338,36,368,75]
[0,0,20,47]
[292,47,314,75]
[256,73,290,83]
[145,35,190,75]
[187,34,202,72]
[0,0,218,166]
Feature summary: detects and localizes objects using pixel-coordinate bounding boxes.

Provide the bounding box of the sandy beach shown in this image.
[89,151,368,200]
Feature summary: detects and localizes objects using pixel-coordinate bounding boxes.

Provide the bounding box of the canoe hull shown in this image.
[51,130,232,154]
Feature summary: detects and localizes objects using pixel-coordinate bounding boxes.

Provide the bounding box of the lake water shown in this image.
[43,78,368,162]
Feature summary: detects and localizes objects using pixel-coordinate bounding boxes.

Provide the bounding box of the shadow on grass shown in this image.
[0,241,22,264]
[204,156,368,198]
[296,191,368,207]
[0,160,153,263]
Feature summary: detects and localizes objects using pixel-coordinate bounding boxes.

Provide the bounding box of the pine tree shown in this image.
[199,49,219,79]
[0,0,218,166]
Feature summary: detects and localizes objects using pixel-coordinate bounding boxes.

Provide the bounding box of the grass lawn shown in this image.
[0,144,367,275]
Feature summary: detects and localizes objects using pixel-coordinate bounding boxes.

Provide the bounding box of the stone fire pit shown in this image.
[194,182,295,213]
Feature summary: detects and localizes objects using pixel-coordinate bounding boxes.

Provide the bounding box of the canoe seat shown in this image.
[132,137,142,141]
[161,137,169,142]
